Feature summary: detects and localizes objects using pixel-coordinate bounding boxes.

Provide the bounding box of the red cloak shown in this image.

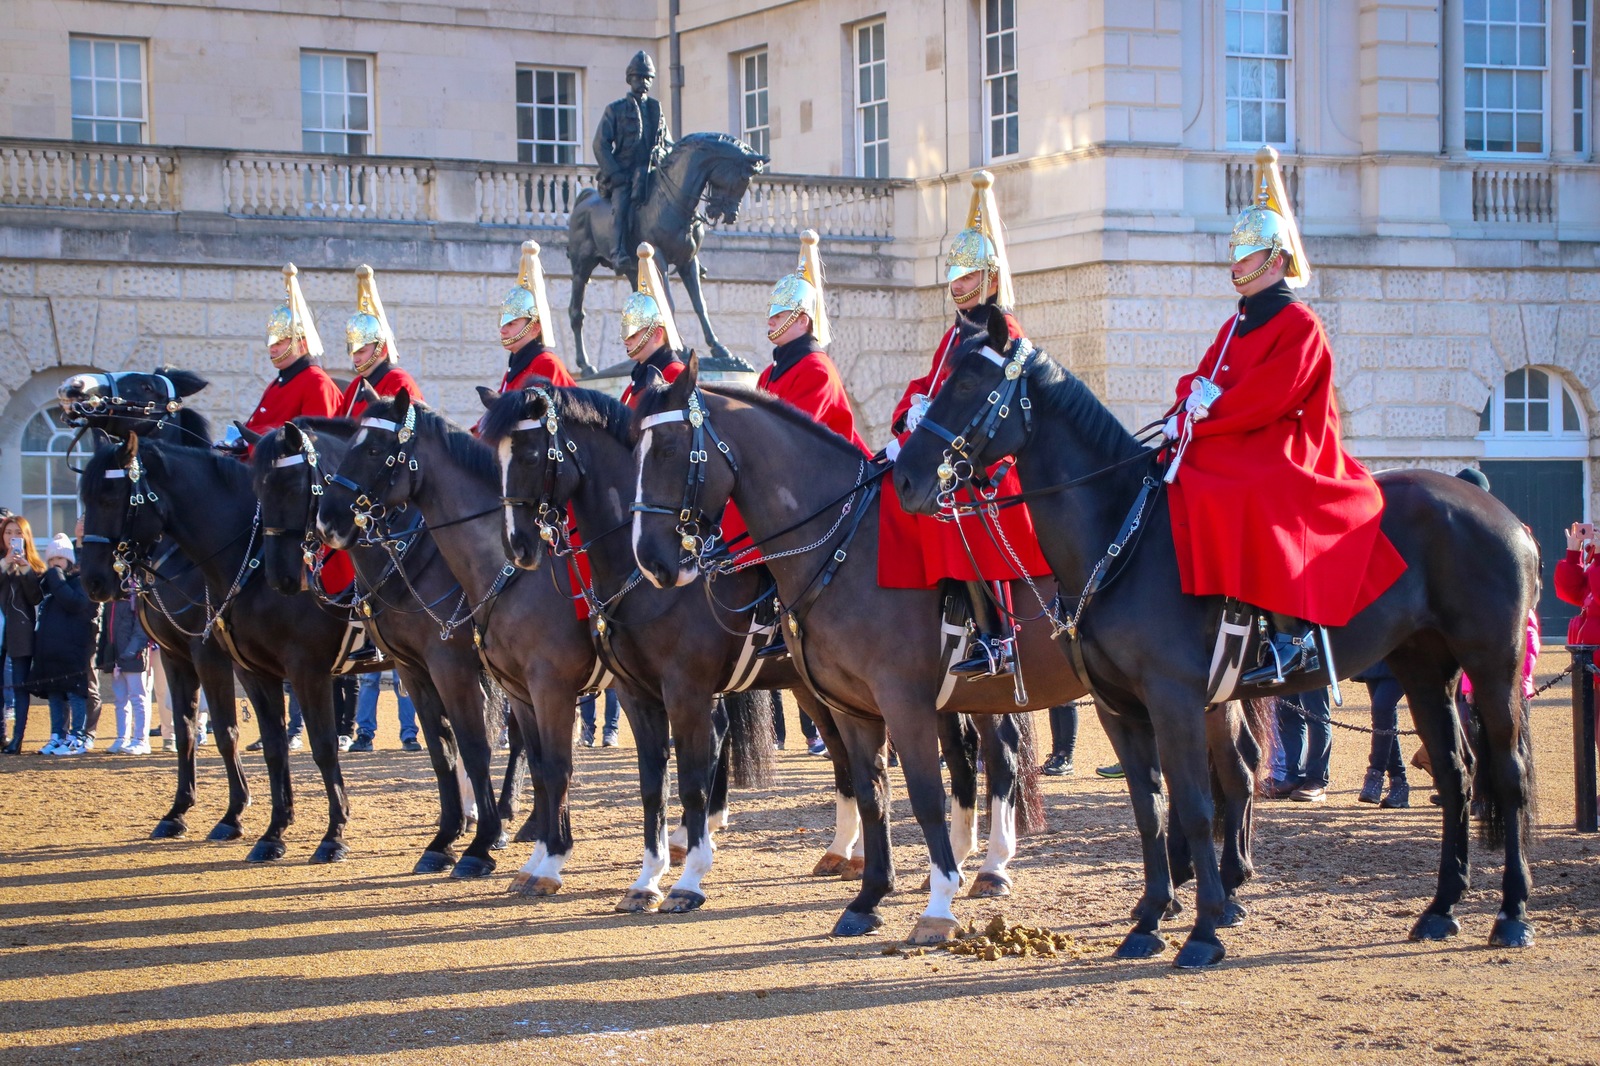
[340,364,425,420]
[1167,299,1405,626]
[242,362,342,436]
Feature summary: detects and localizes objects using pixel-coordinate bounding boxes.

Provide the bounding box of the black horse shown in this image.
[79,435,357,865]
[250,417,513,876]
[317,390,772,910]
[629,358,1101,944]
[57,369,251,842]
[893,312,1541,966]
[566,132,767,371]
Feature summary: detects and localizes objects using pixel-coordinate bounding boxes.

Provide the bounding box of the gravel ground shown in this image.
[1,666,1597,1065]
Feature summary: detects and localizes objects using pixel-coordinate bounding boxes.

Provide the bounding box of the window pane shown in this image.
[1243,12,1265,53]
[1515,69,1540,106]
[1466,25,1488,65]
[1264,57,1285,97]
[537,109,555,140]
[346,57,366,93]
[1241,100,1263,140]
[1520,26,1546,66]
[302,53,320,91]
[1506,369,1526,399]
[70,37,90,75]
[1505,403,1526,431]
[516,69,532,104]
[1480,401,1494,432]
[93,40,114,73]
[1516,110,1543,151]
[1491,0,1519,17]
[1487,70,1514,108]
[1564,390,1581,431]
[1529,402,1550,432]
[1490,25,1518,64]
[121,80,141,120]
[1266,102,1286,142]
[1529,368,1549,397]
[1226,57,1241,95]
[1267,12,1288,53]
[1522,0,1546,17]
[120,41,139,73]
[71,77,91,115]
[1000,33,1015,72]
[349,94,368,132]
[1466,68,1485,105]
[517,106,533,141]
[1240,58,1262,97]
[1226,10,1242,52]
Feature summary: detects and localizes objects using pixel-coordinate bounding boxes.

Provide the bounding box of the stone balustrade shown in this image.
[0,140,178,211]
[223,155,433,221]
[1468,165,1557,224]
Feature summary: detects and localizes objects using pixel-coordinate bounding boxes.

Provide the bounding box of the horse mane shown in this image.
[363,396,500,487]
[675,131,762,159]
[1024,352,1145,462]
[480,381,633,449]
[84,437,253,497]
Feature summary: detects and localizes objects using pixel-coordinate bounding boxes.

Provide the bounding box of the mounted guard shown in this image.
[341,265,424,418]
[595,51,674,272]
[1162,146,1406,688]
[880,171,1052,680]
[230,264,342,450]
[619,243,687,408]
[497,240,575,391]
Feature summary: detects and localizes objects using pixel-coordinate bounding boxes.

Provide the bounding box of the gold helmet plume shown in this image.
[620,242,683,355]
[500,240,553,343]
[1228,145,1309,289]
[265,263,324,359]
[767,229,830,347]
[346,265,400,373]
[946,169,1014,310]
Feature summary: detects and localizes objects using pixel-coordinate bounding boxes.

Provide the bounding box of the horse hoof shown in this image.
[907,916,963,947]
[413,850,455,875]
[514,874,560,895]
[967,871,1012,899]
[1409,912,1461,942]
[1113,931,1167,959]
[1173,938,1226,969]
[615,889,663,913]
[811,852,848,877]
[245,839,286,863]
[842,857,866,882]
[451,855,497,880]
[1488,916,1534,948]
[491,832,510,851]
[1219,900,1249,928]
[669,845,687,865]
[660,889,706,914]
[831,909,884,937]
[309,840,349,865]
[207,822,243,843]
[508,872,532,893]
[151,819,188,840]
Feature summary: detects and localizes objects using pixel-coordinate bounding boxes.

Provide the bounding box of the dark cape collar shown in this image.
[274,356,314,386]
[630,347,684,393]
[363,360,394,388]
[505,336,547,383]
[768,334,825,383]
[1234,280,1300,337]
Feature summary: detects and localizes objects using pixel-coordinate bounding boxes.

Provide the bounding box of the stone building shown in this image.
[2,0,1598,626]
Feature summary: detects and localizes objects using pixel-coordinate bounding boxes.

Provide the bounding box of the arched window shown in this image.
[1478,366,1588,458]
[18,406,91,545]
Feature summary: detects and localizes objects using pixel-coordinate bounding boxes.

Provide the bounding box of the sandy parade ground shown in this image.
[2,663,1598,1066]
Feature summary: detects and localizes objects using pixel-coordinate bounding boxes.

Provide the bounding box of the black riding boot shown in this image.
[1239,612,1322,687]
[949,581,1015,679]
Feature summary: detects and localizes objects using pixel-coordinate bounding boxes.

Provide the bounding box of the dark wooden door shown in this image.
[1479,459,1584,637]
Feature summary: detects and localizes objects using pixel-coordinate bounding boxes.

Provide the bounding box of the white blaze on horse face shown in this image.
[979,796,1017,876]
[632,428,658,586]
[923,864,962,922]
[496,435,517,548]
[352,428,368,447]
[950,797,979,866]
[826,793,861,858]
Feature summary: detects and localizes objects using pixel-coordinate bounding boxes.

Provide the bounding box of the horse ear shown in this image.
[119,432,139,465]
[477,386,501,411]
[987,307,1010,354]
[281,420,304,452]
[235,421,262,448]
[393,386,413,417]
[358,380,381,406]
[672,353,700,402]
[157,367,209,397]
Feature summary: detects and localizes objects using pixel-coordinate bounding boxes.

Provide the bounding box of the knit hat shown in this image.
[45,533,75,566]
[1455,467,1490,491]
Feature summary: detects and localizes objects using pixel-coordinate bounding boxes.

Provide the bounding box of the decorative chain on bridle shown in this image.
[631,389,739,572]
[498,386,586,567]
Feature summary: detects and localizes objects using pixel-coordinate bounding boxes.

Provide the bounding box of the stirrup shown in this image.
[950,634,1016,679]
[754,635,790,661]
[1239,632,1320,687]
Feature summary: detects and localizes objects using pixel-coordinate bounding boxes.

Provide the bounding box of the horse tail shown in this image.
[1473,688,1538,851]
[725,688,776,790]
[1241,697,1278,787]
[1013,711,1048,836]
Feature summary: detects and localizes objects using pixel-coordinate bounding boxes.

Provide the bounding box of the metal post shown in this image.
[1570,646,1599,832]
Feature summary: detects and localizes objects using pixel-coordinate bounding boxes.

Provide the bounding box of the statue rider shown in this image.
[594,51,674,272]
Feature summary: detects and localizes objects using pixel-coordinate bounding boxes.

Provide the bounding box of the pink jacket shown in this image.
[1461,609,1540,702]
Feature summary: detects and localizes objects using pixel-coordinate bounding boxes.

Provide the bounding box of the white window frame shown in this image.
[853,20,889,178]
[1223,0,1293,148]
[69,36,147,144]
[982,0,1020,161]
[516,67,583,165]
[1478,366,1589,457]
[301,51,373,156]
[1576,0,1592,155]
[738,49,770,157]
[19,406,92,545]
[1463,0,1550,157]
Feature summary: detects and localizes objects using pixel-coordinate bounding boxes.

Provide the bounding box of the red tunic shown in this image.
[757,350,871,454]
[877,314,1053,589]
[242,361,343,436]
[1166,300,1405,627]
[340,364,425,420]
[502,349,576,392]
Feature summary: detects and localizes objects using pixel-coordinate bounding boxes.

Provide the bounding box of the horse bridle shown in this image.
[80,454,162,585]
[631,389,739,564]
[260,431,335,577]
[912,337,1036,497]
[61,372,183,427]
[499,386,586,553]
[324,405,419,534]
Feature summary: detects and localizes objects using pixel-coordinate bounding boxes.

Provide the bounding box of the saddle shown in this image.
[1204,598,1339,705]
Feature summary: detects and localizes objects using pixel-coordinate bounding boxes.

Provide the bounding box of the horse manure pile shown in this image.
[883,916,1086,961]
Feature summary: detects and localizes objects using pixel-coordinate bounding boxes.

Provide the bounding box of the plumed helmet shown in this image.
[500,240,552,328]
[767,229,831,347]
[345,265,399,363]
[266,263,324,357]
[620,242,683,353]
[946,170,1014,309]
[627,51,656,79]
[1228,145,1309,288]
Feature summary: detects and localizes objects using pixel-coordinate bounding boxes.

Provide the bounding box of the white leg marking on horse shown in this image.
[668,823,688,852]
[630,821,670,894]
[979,797,1016,875]
[454,757,477,820]
[670,838,716,896]
[1150,768,1162,788]
[826,793,860,856]
[518,840,550,878]
[922,864,962,922]
[950,799,979,867]
[709,806,730,832]
[532,848,569,882]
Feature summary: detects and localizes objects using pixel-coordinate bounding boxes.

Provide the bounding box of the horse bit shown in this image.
[631,389,739,568]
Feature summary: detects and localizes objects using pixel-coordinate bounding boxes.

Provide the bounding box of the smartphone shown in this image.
[8,537,21,557]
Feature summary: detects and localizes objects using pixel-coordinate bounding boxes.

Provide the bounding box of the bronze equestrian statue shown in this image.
[594,51,673,272]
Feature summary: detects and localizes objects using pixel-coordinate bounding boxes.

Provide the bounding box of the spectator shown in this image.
[350,670,419,752]
[1265,687,1332,802]
[579,687,620,748]
[247,683,304,753]
[1352,659,1409,808]
[333,674,358,751]
[0,513,45,754]
[31,534,102,755]
[771,696,821,754]
[1042,703,1079,776]
[98,594,152,755]
[1556,520,1600,647]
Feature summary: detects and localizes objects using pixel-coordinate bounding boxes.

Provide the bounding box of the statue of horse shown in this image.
[566,132,768,373]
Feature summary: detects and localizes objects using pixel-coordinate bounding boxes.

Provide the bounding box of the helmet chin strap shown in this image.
[949,267,991,307]
[625,326,658,358]
[501,317,537,350]
[352,343,386,377]
[766,308,804,344]
[270,342,302,369]
[1232,247,1281,289]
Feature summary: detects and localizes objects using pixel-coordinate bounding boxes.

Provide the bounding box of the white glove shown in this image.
[883,438,902,461]
[1162,415,1180,440]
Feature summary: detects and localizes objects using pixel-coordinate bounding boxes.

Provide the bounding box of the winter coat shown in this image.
[0,562,44,657]
[96,597,149,674]
[1554,548,1600,645]
[30,567,102,698]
